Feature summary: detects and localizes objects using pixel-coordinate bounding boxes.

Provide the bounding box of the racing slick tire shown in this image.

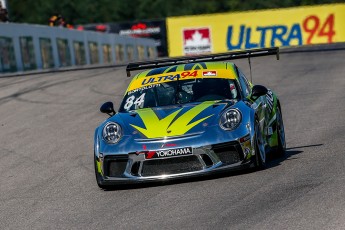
[275,107,286,157]
[254,120,267,170]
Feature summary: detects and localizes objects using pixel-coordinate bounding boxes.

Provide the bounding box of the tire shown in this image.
[254,120,267,170]
[276,107,286,157]
[94,155,112,189]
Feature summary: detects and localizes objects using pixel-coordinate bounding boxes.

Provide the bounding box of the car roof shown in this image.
[126,62,238,92]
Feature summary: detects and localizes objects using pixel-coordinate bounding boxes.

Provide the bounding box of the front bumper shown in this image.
[96,140,253,185]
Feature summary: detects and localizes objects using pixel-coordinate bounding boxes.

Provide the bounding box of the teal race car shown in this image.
[94,47,285,188]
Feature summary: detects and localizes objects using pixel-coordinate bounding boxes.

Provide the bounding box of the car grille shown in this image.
[141,155,202,177]
[104,155,128,177]
[104,141,244,178]
[211,141,244,165]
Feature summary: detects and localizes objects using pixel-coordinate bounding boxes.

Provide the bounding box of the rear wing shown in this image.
[126,47,279,77]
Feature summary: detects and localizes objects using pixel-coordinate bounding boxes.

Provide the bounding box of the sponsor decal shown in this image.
[146,147,193,159]
[265,90,274,113]
[140,71,198,86]
[167,4,345,56]
[183,28,212,55]
[240,137,252,159]
[110,19,167,57]
[127,83,161,95]
[227,14,335,50]
[202,71,217,77]
[161,143,177,148]
[239,134,250,143]
[119,23,161,37]
[244,148,251,156]
[267,127,273,135]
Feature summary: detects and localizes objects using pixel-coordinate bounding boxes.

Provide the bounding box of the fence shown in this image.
[0,23,157,73]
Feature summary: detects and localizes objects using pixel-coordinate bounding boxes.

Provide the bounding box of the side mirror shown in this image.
[100,101,116,116]
[250,85,268,100]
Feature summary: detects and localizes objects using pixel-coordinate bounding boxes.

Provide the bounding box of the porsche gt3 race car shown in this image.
[94,47,286,189]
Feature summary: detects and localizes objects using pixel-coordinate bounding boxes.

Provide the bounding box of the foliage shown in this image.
[7,0,345,25]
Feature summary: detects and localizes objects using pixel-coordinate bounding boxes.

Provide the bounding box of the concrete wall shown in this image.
[0,23,157,73]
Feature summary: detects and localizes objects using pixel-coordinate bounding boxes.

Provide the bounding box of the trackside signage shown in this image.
[183,27,212,55]
[167,4,345,57]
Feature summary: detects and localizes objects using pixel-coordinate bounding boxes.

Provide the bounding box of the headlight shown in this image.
[219,109,242,130]
[102,122,122,143]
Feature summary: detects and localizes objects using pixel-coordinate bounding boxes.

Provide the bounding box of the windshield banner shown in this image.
[127,69,235,92]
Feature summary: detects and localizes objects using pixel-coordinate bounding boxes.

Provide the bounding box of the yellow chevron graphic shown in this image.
[130,101,216,138]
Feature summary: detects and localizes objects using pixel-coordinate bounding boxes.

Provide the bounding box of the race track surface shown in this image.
[0,48,345,229]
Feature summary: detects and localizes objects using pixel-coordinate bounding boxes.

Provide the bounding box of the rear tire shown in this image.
[276,107,286,157]
[254,120,266,170]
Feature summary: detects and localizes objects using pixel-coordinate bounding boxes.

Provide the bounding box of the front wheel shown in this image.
[253,121,266,170]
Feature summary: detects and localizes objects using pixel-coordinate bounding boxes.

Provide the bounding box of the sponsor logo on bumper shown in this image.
[146,147,193,159]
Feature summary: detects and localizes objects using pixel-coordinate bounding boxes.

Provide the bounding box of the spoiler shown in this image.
[126,47,279,77]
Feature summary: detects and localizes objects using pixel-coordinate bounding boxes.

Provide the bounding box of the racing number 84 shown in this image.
[124,93,146,110]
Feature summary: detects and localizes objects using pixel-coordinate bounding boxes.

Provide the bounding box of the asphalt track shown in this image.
[0,47,345,230]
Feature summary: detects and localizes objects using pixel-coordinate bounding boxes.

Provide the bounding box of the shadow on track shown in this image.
[267,143,323,168]
[100,143,323,191]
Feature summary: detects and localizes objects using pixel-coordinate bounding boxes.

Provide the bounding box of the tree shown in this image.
[7,0,345,25]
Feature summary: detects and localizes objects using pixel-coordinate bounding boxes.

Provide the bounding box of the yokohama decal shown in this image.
[146,147,193,159]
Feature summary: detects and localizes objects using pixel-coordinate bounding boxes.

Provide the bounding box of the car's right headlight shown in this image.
[219,109,242,130]
[102,122,122,143]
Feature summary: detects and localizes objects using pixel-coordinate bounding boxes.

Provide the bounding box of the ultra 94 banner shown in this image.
[167,4,345,57]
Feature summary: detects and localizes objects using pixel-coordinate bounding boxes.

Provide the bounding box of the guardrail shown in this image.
[0,23,157,74]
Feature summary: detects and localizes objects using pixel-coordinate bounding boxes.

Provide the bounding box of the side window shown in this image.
[238,69,251,97]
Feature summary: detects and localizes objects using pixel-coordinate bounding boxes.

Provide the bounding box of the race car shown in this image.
[94,47,285,189]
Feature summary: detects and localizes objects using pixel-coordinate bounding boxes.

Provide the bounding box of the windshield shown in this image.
[119,78,240,112]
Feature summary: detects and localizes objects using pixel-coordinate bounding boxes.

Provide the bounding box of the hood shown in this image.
[115,100,234,139]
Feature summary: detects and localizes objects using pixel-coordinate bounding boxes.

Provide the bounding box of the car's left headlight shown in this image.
[102,122,122,143]
[219,109,242,130]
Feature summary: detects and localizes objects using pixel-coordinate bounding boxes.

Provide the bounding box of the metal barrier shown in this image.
[0,23,157,73]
